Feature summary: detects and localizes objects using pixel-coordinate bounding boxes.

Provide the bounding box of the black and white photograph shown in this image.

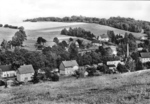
[0,0,150,104]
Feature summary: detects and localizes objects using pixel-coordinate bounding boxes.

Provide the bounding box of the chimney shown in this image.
[126,43,129,58]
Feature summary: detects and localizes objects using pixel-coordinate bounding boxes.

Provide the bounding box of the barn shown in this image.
[17,65,35,82]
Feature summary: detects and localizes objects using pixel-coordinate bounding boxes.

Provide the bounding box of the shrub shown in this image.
[117,63,128,73]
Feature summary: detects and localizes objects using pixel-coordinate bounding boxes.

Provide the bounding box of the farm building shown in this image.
[92,40,102,46]
[0,65,16,78]
[17,65,35,82]
[97,34,109,42]
[59,60,79,76]
[140,52,150,63]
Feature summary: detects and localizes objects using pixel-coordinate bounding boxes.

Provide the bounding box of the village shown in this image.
[0,24,150,88]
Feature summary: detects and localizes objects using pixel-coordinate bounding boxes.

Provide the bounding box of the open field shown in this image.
[1,69,150,104]
[0,22,146,51]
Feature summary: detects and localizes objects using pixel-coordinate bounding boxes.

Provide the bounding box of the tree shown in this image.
[61,28,68,35]
[135,60,144,71]
[53,37,59,45]
[90,51,101,64]
[37,37,47,45]
[82,53,92,65]
[1,39,8,50]
[107,30,116,43]
[11,26,27,47]
[42,46,52,55]
[68,42,78,59]
[61,40,68,47]
[117,63,128,73]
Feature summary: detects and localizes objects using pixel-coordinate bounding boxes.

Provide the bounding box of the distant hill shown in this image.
[0,22,146,51]
[24,16,150,35]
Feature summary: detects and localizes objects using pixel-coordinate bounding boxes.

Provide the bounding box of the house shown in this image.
[78,46,99,56]
[140,36,148,41]
[0,65,16,78]
[59,60,79,76]
[92,40,102,46]
[107,64,116,70]
[140,52,150,63]
[137,47,143,51]
[17,65,35,82]
[107,60,121,67]
[97,34,109,42]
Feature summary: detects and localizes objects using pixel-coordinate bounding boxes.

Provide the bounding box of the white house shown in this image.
[107,60,121,67]
[0,65,16,78]
[59,60,79,76]
[97,34,109,42]
[140,36,148,41]
[140,52,150,63]
[17,65,35,82]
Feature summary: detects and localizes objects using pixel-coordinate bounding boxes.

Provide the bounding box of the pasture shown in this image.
[1,69,150,104]
[0,22,146,51]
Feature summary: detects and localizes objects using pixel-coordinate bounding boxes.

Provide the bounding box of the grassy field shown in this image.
[1,70,150,104]
[0,22,146,51]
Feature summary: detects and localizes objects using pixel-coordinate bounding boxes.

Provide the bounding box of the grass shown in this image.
[0,22,146,51]
[1,70,150,104]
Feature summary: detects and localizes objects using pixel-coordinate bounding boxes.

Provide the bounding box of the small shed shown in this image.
[17,65,35,82]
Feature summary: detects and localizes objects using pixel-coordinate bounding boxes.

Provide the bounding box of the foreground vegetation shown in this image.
[1,70,150,104]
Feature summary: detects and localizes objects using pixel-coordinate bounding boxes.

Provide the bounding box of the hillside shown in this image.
[0,22,146,51]
[1,70,150,104]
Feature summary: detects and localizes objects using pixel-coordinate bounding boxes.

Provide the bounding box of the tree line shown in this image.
[24,15,150,34]
[61,27,95,40]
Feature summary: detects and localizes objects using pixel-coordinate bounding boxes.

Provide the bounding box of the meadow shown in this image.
[0,22,146,51]
[1,69,150,104]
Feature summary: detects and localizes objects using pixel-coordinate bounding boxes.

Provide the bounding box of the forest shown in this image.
[24,16,150,34]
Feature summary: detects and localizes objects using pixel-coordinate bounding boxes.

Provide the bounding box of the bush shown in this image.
[117,63,128,73]
[51,73,59,81]
[0,24,3,27]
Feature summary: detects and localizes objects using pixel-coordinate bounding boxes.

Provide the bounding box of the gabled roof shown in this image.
[140,52,150,58]
[100,34,108,38]
[0,65,13,72]
[17,65,35,74]
[62,60,78,68]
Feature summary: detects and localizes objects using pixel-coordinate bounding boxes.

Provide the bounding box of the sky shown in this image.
[0,0,150,24]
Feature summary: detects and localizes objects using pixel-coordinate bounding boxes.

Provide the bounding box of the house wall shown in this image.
[1,71,16,78]
[17,73,34,82]
[59,63,65,75]
[98,37,109,42]
[59,63,78,76]
[64,67,78,76]
[107,61,121,67]
[140,58,150,63]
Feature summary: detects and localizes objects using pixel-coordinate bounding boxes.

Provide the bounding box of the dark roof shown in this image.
[100,34,108,38]
[107,65,116,67]
[140,52,150,58]
[17,65,35,74]
[92,40,101,43]
[0,65,12,72]
[62,60,78,67]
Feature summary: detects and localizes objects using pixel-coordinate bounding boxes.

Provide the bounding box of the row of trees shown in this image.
[61,27,95,40]
[24,16,150,33]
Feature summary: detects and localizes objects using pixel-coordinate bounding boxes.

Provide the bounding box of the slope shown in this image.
[1,69,150,104]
